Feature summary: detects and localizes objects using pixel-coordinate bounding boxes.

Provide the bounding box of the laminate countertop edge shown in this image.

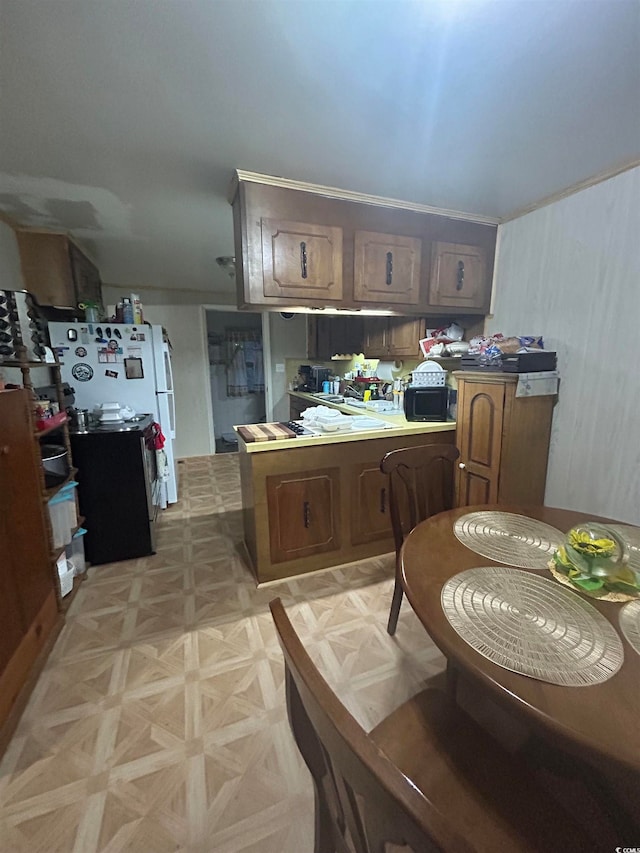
[235,392,455,453]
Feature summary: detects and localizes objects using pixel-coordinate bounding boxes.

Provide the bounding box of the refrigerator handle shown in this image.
[168,391,176,439]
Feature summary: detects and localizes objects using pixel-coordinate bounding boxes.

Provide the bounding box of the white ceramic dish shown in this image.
[414,361,444,373]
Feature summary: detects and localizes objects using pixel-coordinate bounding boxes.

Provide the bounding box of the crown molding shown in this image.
[229,170,499,226]
[501,158,640,223]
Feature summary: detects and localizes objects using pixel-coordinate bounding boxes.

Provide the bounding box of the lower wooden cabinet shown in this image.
[350,461,393,545]
[239,429,455,582]
[266,468,341,563]
[0,390,63,749]
[455,372,555,506]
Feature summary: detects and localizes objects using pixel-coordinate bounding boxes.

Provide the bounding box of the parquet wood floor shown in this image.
[0,454,445,852]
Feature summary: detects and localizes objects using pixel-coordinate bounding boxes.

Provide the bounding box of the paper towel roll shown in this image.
[377,361,402,381]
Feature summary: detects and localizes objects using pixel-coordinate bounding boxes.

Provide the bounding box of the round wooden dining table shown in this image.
[400,504,640,775]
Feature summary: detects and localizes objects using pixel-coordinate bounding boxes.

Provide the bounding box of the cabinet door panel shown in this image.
[267,469,340,563]
[354,231,421,305]
[429,242,488,310]
[351,464,392,545]
[262,218,343,301]
[386,317,423,357]
[456,382,504,506]
[363,317,387,356]
[69,243,102,312]
[16,232,76,308]
[0,392,53,627]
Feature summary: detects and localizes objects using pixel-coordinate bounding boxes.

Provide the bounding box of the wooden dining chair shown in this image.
[380,443,460,635]
[270,597,602,853]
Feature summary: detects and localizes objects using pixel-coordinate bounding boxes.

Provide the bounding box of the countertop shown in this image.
[234,392,455,453]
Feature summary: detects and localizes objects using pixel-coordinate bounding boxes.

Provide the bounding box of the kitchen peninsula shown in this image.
[236,397,455,583]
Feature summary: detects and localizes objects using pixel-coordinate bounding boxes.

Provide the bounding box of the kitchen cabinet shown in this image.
[261,218,343,302]
[307,315,364,359]
[0,389,64,753]
[428,242,489,311]
[363,316,425,358]
[15,229,103,314]
[455,372,555,506]
[266,468,341,563]
[354,231,421,305]
[238,427,454,582]
[230,172,497,314]
[350,460,393,545]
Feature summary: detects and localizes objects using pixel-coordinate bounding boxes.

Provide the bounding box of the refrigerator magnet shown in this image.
[72,363,94,382]
[124,357,144,379]
[105,369,118,378]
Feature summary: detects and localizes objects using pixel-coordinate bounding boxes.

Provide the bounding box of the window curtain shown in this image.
[225,330,264,397]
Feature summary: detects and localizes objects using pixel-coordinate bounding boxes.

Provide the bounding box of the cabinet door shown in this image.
[386,317,424,357]
[354,231,421,305]
[262,218,343,302]
[267,468,341,563]
[350,463,392,545]
[69,243,103,312]
[456,381,504,506]
[0,392,53,627]
[16,232,76,308]
[429,242,488,310]
[289,396,317,420]
[363,317,388,357]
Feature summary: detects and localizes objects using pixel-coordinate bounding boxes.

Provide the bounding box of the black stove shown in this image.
[71,414,154,434]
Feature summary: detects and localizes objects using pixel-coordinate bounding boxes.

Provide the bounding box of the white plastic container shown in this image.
[56,554,74,597]
[66,528,87,576]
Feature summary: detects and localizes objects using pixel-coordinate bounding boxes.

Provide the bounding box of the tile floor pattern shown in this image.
[0,454,445,853]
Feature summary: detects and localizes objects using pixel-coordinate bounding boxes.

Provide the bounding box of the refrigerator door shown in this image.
[48,322,160,420]
[151,326,173,392]
[157,391,178,504]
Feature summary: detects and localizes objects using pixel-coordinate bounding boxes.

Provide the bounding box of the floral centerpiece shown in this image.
[552,523,640,598]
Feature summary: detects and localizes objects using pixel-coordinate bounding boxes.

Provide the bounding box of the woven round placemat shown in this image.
[547,561,639,602]
[619,600,640,656]
[608,524,640,572]
[441,567,624,686]
[454,511,565,569]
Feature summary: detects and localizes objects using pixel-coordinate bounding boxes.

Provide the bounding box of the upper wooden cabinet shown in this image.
[262,218,343,302]
[16,230,103,313]
[230,173,497,314]
[307,315,364,360]
[428,242,488,310]
[363,316,425,358]
[354,231,421,305]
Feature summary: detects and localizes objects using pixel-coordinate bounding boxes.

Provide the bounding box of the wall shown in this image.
[104,285,214,459]
[0,219,23,289]
[489,165,640,524]
[206,310,264,439]
[268,313,309,422]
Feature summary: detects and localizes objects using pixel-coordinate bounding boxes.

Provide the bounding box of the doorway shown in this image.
[205,309,266,453]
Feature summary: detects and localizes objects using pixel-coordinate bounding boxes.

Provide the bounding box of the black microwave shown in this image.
[404,386,449,422]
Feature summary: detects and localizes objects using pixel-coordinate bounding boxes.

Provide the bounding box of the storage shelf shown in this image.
[59,573,86,614]
[50,517,86,562]
[35,415,69,439]
[0,359,59,369]
[44,468,78,501]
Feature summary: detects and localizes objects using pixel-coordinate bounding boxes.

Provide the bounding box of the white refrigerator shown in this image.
[48,321,178,506]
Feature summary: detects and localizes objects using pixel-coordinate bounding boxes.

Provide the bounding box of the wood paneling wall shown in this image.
[488,165,640,524]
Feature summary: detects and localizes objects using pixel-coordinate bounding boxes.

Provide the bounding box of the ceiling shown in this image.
[0,0,638,296]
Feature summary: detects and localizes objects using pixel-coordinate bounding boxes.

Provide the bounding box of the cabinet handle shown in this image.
[380,487,386,513]
[458,462,466,470]
[303,500,311,528]
[300,242,308,279]
[456,260,465,291]
[386,252,393,286]
[0,446,8,456]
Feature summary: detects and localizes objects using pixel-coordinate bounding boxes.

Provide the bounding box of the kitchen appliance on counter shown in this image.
[403,386,449,422]
[48,321,177,507]
[70,413,158,564]
[310,366,331,393]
